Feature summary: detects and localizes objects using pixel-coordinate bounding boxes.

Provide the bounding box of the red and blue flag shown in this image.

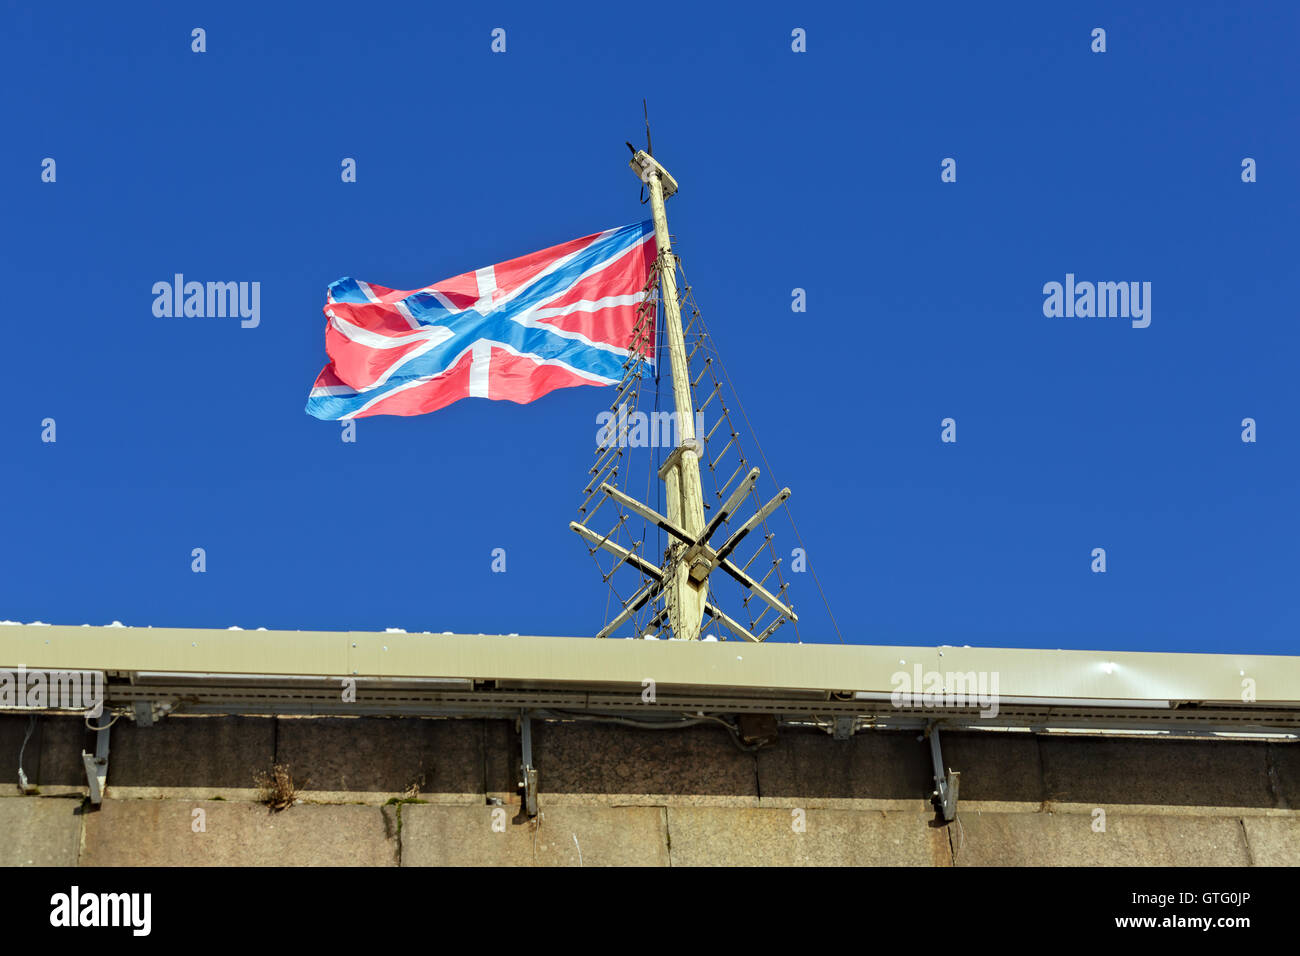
[306,221,657,420]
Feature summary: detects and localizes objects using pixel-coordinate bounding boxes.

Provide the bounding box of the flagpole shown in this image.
[570,146,798,642]
[630,149,708,641]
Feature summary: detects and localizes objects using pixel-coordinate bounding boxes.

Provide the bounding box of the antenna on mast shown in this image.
[568,133,798,642]
[628,100,655,204]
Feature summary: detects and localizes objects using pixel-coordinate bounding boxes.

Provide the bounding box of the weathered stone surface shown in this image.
[6,712,1300,866]
[666,808,950,866]
[1039,737,1276,813]
[107,715,273,800]
[532,806,668,866]
[35,717,94,793]
[954,811,1251,866]
[0,715,91,794]
[400,804,668,866]
[274,716,482,804]
[80,800,398,866]
[1267,741,1300,810]
[483,719,519,805]
[533,721,758,806]
[0,797,83,866]
[756,729,932,810]
[1241,816,1300,865]
[400,804,534,866]
[0,715,41,791]
[932,730,1045,810]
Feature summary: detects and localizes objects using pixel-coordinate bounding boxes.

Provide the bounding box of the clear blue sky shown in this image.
[3,2,1297,654]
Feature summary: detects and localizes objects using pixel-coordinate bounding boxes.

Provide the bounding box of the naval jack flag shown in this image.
[306,222,657,420]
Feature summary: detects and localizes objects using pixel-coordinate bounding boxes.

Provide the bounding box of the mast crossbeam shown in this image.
[571,143,801,643]
[573,466,798,636]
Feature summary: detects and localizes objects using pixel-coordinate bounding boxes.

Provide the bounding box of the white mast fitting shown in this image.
[568,146,798,642]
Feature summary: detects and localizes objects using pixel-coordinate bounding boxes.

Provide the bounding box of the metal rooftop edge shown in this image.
[2,625,1297,705]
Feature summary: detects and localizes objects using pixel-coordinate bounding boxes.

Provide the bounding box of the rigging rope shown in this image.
[575,244,842,645]
[677,254,846,646]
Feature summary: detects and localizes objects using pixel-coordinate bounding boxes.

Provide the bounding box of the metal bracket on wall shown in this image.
[926,724,960,822]
[132,699,176,726]
[82,717,111,806]
[133,700,155,727]
[518,711,539,817]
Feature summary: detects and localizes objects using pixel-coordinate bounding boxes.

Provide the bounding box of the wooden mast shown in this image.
[569,141,798,643]
[631,149,707,641]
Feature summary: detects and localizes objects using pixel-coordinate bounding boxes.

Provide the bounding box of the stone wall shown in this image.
[2,714,1297,866]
